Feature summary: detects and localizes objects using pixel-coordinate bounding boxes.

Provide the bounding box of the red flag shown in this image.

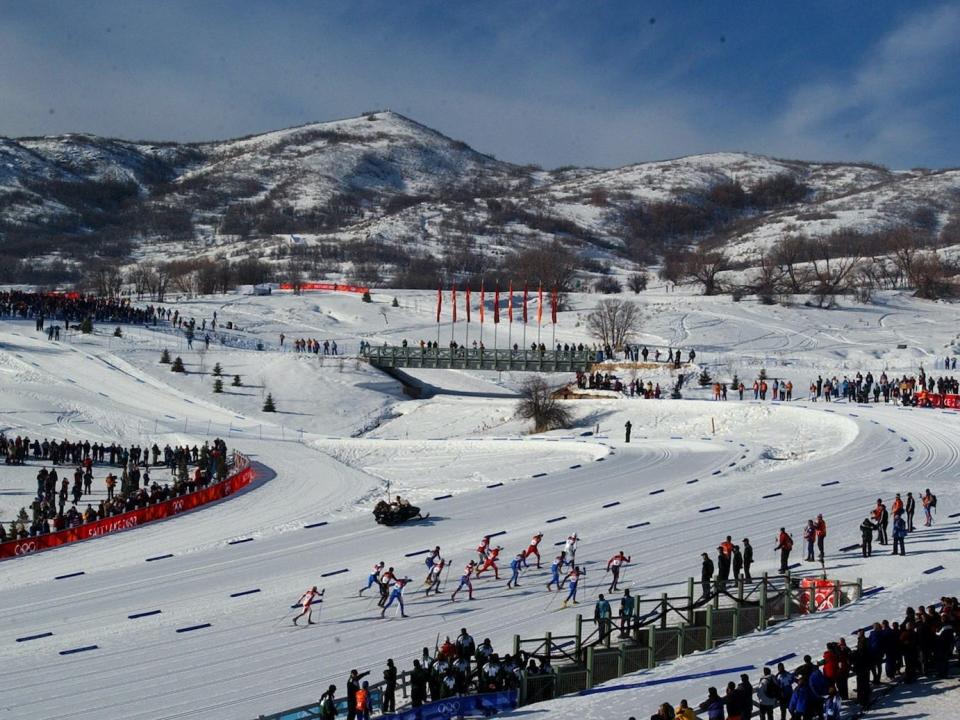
[522,284,528,324]
[436,285,442,323]
[466,285,471,323]
[508,282,513,324]
[480,282,485,324]
[537,284,543,325]
[494,283,500,324]
[551,288,558,324]
[451,285,457,323]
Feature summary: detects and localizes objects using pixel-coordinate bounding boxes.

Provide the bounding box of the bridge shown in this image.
[361,345,595,372]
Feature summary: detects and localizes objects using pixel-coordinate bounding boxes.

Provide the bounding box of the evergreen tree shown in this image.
[212,362,222,377]
[80,317,93,334]
[698,368,712,386]
[171,356,186,373]
[362,290,372,303]
[759,367,768,382]
[391,297,399,307]
[213,378,223,393]
[160,348,171,364]
[232,374,242,387]
[113,326,123,337]
[731,373,739,388]
[262,393,276,412]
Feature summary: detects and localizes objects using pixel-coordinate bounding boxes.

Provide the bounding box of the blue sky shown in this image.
[1,1,958,169]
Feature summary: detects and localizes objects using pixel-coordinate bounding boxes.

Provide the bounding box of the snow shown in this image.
[1,287,960,720]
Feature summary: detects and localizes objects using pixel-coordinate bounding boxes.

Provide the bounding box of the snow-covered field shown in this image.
[1,286,958,720]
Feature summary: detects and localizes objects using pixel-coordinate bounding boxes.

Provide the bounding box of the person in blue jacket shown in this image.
[697,686,725,720]
[788,673,812,718]
[506,553,524,589]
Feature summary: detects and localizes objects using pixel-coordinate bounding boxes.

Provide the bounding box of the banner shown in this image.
[451,285,457,324]
[0,458,254,560]
[494,284,500,324]
[383,690,518,720]
[436,285,442,324]
[480,283,485,324]
[537,284,543,325]
[551,288,558,324]
[465,286,471,323]
[277,282,368,294]
[799,578,838,613]
[508,282,513,324]
[522,285,528,324]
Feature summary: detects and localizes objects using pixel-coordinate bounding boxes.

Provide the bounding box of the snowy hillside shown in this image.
[3,112,959,287]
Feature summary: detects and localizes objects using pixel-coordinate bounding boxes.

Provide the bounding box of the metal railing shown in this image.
[362,345,596,372]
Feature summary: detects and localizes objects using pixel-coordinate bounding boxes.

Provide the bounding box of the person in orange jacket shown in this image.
[355,680,371,720]
[774,528,793,573]
[892,493,904,517]
[719,536,734,557]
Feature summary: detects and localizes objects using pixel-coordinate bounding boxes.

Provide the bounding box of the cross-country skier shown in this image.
[476,536,491,564]
[560,566,585,608]
[378,567,396,608]
[506,553,524,589]
[451,561,476,601]
[522,532,544,568]
[475,546,502,579]
[606,551,631,592]
[546,555,563,590]
[561,533,579,569]
[293,586,324,625]
[425,558,446,596]
[425,546,441,572]
[359,561,385,596]
[381,577,411,618]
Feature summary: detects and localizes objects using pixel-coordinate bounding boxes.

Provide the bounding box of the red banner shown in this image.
[0,458,255,560]
[277,282,368,294]
[799,578,838,613]
[466,286,471,323]
[494,284,500,324]
[915,391,960,408]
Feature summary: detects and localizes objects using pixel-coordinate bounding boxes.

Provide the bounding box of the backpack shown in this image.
[931,494,937,508]
[762,675,781,701]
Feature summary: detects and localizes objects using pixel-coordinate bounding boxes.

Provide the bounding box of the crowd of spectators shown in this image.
[0,434,230,542]
[636,596,959,720]
[0,290,160,326]
[807,368,960,405]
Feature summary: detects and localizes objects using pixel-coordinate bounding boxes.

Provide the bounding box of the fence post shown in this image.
[713,579,721,610]
[759,572,768,630]
[632,595,641,642]
[646,621,656,669]
[705,605,714,649]
[784,571,792,619]
[687,577,695,624]
[544,631,552,663]
[833,580,841,608]
[618,645,626,678]
[575,615,583,658]
[808,580,816,614]
[856,577,862,601]
[585,646,595,689]
[660,593,668,629]
[519,669,527,706]
[513,634,521,658]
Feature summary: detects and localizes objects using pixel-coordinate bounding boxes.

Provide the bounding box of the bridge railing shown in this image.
[361,346,596,372]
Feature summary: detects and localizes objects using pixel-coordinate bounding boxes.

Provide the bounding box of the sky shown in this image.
[1,1,958,170]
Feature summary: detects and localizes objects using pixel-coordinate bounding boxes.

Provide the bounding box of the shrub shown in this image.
[627,272,648,293]
[171,356,186,373]
[594,276,623,294]
[213,378,223,393]
[361,290,372,303]
[113,326,123,337]
[516,378,572,433]
[232,375,242,386]
[263,393,276,412]
[212,362,222,377]
[160,348,171,364]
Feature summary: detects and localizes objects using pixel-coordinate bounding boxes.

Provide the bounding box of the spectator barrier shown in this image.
[0,453,253,560]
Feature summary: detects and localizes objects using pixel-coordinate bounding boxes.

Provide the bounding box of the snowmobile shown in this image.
[373,500,429,526]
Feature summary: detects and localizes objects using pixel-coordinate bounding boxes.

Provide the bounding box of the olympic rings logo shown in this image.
[436,701,461,715]
[15,541,38,555]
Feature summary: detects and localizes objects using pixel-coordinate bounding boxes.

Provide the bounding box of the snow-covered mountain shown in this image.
[1,110,959,282]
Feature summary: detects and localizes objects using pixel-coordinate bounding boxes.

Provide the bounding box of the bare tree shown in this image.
[586,299,642,349]
[772,236,814,293]
[516,377,572,433]
[809,234,863,307]
[682,246,729,295]
[909,251,956,299]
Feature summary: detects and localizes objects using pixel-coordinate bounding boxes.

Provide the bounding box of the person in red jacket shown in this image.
[774,528,793,573]
[814,514,827,562]
[475,546,502,579]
